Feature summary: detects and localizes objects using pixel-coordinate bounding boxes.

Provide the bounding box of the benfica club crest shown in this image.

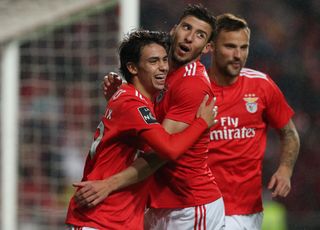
[243,94,259,113]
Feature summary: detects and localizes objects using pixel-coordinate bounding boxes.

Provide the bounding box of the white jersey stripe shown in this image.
[240,68,268,80]
[184,64,191,77]
[184,62,197,77]
[192,62,197,76]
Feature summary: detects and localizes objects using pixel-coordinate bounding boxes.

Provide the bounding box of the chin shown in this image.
[155,85,165,91]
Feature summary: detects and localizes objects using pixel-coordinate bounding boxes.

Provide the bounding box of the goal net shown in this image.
[10,2,121,229]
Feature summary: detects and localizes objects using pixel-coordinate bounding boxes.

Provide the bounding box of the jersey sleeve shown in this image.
[166,77,213,124]
[118,98,161,134]
[140,118,208,160]
[264,77,294,129]
[117,95,209,161]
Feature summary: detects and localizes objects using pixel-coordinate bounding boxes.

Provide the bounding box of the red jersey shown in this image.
[66,84,209,229]
[150,61,222,208]
[208,68,294,215]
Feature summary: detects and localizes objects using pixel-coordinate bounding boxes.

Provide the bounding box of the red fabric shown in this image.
[208,68,294,215]
[150,61,222,208]
[140,118,208,160]
[66,84,208,229]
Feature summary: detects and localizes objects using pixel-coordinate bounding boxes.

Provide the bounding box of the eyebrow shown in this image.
[181,21,209,38]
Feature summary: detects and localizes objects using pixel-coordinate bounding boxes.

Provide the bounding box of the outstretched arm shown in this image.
[267,119,300,198]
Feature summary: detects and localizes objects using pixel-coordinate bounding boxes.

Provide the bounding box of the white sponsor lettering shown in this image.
[210,116,255,140]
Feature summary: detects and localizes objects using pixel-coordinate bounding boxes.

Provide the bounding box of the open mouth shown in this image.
[155,74,166,81]
[179,44,190,53]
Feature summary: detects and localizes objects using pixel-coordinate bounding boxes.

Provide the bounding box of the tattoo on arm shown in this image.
[278,119,300,171]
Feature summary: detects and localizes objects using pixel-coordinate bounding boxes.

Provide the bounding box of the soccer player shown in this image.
[207,13,300,230]
[81,11,301,230]
[73,4,225,230]
[65,29,218,230]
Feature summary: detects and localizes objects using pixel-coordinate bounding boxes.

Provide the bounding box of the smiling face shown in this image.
[129,43,169,98]
[212,28,250,79]
[170,15,213,68]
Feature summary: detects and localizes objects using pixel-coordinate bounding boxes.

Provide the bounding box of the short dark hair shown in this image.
[177,4,216,42]
[119,30,170,83]
[213,13,250,41]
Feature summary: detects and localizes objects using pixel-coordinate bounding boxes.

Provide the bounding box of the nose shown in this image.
[185,31,193,42]
[159,60,169,72]
[233,48,241,59]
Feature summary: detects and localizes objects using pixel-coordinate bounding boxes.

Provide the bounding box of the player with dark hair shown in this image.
[207,13,300,229]
[65,29,218,230]
[73,4,226,230]
[76,11,300,230]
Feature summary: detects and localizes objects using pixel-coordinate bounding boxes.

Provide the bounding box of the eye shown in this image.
[182,24,191,30]
[196,32,206,39]
[148,58,158,64]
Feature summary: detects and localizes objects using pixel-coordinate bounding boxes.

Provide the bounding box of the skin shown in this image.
[129,43,169,99]
[73,15,216,207]
[209,28,300,199]
[169,15,212,70]
[268,120,300,198]
[210,29,250,86]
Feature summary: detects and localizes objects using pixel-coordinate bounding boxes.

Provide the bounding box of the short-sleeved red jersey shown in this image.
[208,68,294,215]
[150,61,222,208]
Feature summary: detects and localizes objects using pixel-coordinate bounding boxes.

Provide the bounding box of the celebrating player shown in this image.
[206,13,300,230]
[73,4,225,230]
[77,11,301,230]
[65,29,218,230]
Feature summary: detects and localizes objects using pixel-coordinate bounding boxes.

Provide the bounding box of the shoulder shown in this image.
[110,84,150,107]
[178,61,211,87]
[239,68,278,88]
[240,68,269,80]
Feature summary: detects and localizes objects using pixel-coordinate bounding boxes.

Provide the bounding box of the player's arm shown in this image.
[140,96,217,160]
[73,155,164,208]
[73,95,217,207]
[73,117,196,208]
[267,119,300,198]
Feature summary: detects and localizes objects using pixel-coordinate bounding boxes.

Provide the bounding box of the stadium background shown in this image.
[0,0,319,229]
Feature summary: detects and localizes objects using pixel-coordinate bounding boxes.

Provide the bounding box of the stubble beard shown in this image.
[171,49,202,68]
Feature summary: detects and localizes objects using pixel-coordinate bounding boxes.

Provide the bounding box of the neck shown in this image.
[132,78,154,100]
[209,66,238,86]
[169,55,200,72]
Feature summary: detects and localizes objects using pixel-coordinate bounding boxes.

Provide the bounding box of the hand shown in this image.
[267,166,292,198]
[102,72,123,101]
[73,180,114,208]
[196,95,218,128]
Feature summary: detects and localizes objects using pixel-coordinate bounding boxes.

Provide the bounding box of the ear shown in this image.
[201,42,213,55]
[126,62,138,75]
